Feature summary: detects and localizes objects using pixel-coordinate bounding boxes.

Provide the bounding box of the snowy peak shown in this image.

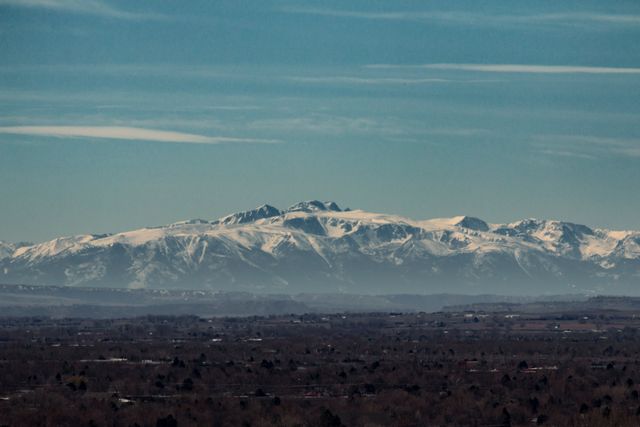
[451,216,489,232]
[286,200,342,213]
[219,204,282,225]
[12,234,100,260]
[214,201,342,227]
[506,218,592,236]
[495,218,592,238]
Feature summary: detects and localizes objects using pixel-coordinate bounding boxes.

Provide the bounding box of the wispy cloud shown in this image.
[287,76,500,85]
[282,7,464,23]
[247,113,492,142]
[288,76,450,85]
[367,63,640,75]
[282,7,640,28]
[0,126,278,144]
[249,116,387,136]
[535,149,597,160]
[424,128,491,137]
[534,134,640,158]
[540,13,640,25]
[0,0,162,20]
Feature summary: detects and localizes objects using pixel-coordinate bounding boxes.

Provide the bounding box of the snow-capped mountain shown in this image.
[1,201,639,294]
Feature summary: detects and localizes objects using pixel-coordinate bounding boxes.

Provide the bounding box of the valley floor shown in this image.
[1,309,640,426]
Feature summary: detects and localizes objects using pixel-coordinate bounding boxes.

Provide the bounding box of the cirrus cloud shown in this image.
[367,63,640,74]
[0,126,279,144]
[0,0,163,20]
[282,7,640,28]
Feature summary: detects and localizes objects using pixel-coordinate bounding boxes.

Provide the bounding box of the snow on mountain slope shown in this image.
[0,241,15,260]
[287,200,342,213]
[219,204,281,225]
[1,201,639,294]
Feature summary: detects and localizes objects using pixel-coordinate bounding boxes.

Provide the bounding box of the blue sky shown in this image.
[1,0,639,242]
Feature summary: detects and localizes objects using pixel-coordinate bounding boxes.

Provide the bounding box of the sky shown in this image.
[1,0,639,243]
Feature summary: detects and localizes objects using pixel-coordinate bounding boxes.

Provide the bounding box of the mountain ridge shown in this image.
[1,200,639,294]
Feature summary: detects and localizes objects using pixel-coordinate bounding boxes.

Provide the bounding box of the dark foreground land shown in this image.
[2,307,640,426]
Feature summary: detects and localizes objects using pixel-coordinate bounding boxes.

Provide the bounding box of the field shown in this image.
[2,308,640,426]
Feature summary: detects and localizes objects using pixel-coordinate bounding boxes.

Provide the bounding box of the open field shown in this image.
[2,308,640,426]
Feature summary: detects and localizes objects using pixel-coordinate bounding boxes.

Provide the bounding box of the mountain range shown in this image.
[1,201,639,295]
